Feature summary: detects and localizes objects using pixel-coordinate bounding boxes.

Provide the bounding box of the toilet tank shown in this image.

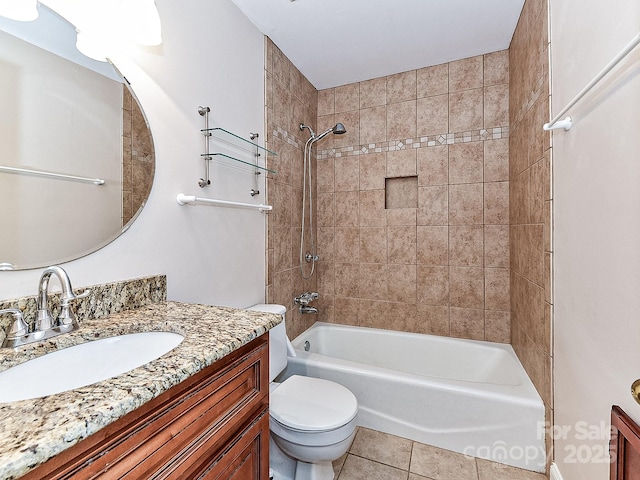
[246,304,288,382]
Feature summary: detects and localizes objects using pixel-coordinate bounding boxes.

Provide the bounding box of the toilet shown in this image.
[247,304,358,480]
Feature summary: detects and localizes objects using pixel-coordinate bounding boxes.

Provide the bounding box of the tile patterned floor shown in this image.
[332,427,548,480]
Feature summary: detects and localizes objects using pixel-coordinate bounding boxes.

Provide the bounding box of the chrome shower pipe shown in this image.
[298,122,346,279]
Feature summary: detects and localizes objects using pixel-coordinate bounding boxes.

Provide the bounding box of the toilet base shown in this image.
[270,436,337,480]
[294,460,334,480]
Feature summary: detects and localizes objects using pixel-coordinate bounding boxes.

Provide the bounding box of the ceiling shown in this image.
[230,0,525,90]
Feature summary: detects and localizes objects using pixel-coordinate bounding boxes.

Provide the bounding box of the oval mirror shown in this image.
[0,4,154,270]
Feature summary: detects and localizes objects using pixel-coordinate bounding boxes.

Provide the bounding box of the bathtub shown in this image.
[281,322,546,472]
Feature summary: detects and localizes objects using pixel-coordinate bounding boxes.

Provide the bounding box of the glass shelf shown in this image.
[202,127,278,156]
[201,153,277,174]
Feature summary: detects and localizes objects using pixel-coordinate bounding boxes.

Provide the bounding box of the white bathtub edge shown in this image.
[550,462,564,480]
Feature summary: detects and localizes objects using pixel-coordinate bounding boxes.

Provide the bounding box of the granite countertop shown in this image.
[0,301,281,480]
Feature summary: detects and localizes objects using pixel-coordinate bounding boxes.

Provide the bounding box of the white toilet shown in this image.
[247,304,358,480]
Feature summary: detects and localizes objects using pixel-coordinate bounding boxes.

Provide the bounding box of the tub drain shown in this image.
[304,340,310,351]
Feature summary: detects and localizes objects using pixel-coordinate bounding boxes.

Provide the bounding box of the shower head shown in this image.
[333,123,346,135]
[312,123,348,142]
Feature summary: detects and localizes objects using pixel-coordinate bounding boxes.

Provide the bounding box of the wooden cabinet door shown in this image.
[610,405,640,480]
[199,409,270,480]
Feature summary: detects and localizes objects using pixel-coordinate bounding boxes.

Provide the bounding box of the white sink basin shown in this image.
[0,331,184,402]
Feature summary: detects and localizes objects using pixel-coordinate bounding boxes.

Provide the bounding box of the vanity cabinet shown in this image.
[21,334,269,479]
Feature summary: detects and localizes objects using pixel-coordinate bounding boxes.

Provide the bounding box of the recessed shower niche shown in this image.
[385,176,418,209]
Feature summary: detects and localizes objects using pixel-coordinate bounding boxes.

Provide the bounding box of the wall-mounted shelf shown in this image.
[203,127,277,157]
[197,106,277,191]
[200,153,277,174]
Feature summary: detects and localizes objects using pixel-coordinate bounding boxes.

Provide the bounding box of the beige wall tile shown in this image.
[360,105,387,144]
[387,208,417,226]
[360,76,386,108]
[317,226,335,263]
[417,185,449,225]
[360,227,388,264]
[484,50,509,86]
[335,156,360,191]
[335,262,360,298]
[484,83,509,128]
[450,266,484,309]
[449,142,484,184]
[318,87,335,116]
[417,63,449,98]
[484,138,509,182]
[417,265,449,306]
[359,263,388,300]
[391,303,420,333]
[272,44,291,90]
[335,226,359,263]
[417,94,449,137]
[449,88,484,132]
[387,100,417,140]
[449,183,483,225]
[359,152,387,190]
[388,264,417,304]
[317,260,335,296]
[417,145,449,186]
[417,226,449,265]
[335,191,359,226]
[387,226,417,265]
[418,304,450,336]
[484,225,509,268]
[317,158,335,193]
[335,296,360,326]
[273,226,291,272]
[387,149,417,177]
[449,225,484,267]
[358,299,391,329]
[387,70,417,104]
[360,189,387,226]
[450,307,485,340]
[317,192,335,229]
[484,181,510,224]
[484,310,510,343]
[485,267,510,311]
[449,55,483,92]
[335,83,359,113]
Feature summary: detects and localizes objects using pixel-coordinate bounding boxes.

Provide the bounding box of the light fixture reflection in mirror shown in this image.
[0,0,38,22]
[40,0,162,61]
[0,4,155,270]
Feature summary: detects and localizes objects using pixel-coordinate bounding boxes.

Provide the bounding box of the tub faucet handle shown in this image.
[294,292,319,306]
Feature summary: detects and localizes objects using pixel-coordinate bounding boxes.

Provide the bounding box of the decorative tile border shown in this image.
[317,126,509,159]
[271,126,509,160]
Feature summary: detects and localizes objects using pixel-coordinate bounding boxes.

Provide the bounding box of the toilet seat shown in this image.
[270,375,358,432]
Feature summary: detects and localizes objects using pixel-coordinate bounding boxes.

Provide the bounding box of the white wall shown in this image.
[551,0,640,479]
[0,0,268,309]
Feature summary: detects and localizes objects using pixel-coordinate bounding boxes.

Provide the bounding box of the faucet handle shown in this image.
[60,288,91,305]
[58,289,90,326]
[0,309,29,339]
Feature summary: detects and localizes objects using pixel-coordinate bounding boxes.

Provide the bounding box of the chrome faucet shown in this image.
[35,266,88,331]
[1,266,89,348]
[294,292,319,314]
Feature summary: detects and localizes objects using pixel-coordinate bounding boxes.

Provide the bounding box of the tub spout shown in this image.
[299,305,318,314]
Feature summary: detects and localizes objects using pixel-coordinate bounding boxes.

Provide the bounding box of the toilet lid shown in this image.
[270,375,358,432]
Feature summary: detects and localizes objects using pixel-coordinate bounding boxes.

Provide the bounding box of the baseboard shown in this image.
[550,463,564,480]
